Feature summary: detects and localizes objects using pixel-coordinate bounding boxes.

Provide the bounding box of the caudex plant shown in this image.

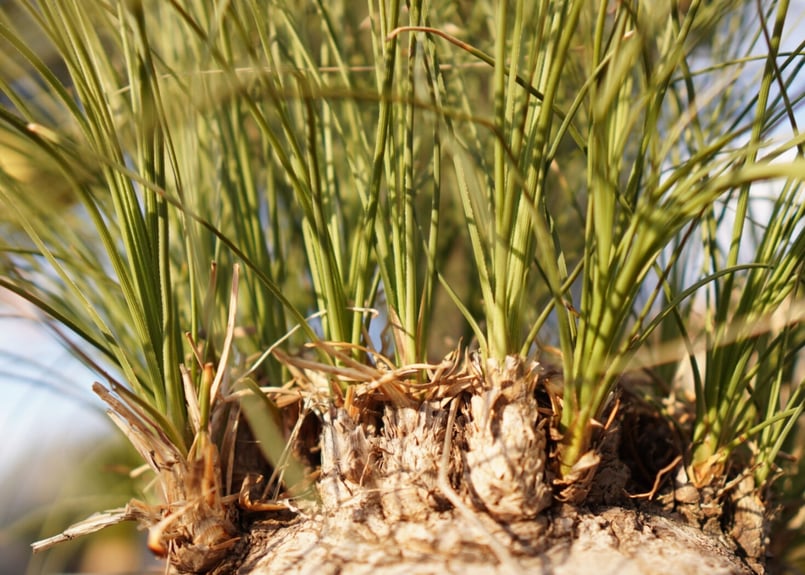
[1,0,804,573]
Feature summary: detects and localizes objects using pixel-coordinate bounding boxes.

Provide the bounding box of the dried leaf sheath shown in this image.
[34,382,242,573]
[32,346,764,574]
[30,505,153,553]
[462,356,552,520]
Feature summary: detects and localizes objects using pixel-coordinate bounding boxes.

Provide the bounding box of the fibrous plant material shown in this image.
[462,355,552,521]
[33,349,770,574]
[218,351,761,575]
[32,383,241,573]
[223,353,756,575]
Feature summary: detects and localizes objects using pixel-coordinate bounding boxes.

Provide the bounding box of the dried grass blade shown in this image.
[32,504,152,553]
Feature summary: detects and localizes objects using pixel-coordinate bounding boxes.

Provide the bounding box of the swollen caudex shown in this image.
[463,356,552,521]
[316,352,552,524]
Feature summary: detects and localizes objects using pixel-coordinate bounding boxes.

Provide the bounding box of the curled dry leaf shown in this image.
[553,449,601,503]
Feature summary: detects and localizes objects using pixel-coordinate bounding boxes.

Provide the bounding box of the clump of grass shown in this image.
[0,0,803,571]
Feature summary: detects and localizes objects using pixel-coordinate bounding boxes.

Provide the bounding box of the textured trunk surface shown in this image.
[208,381,760,575]
[36,358,767,575]
[230,503,750,575]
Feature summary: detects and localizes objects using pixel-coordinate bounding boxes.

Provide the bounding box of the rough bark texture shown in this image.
[34,355,771,574]
[229,503,750,575]
[203,358,762,575]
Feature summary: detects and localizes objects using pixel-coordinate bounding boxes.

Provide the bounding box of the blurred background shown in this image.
[0,293,164,575]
